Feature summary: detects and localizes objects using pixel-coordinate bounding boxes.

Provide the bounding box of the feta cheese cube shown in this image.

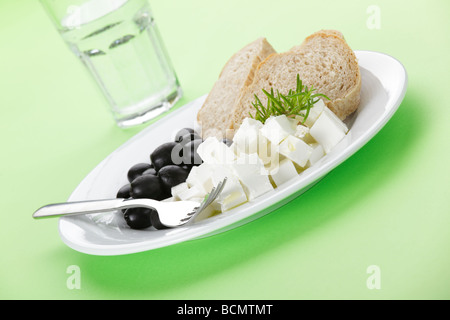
[210,165,248,212]
[234,152,269,175]
[230,153,273,201]
[186,163,214,193]
[307,143,325,167]
[278,135,313,168]
[197,137,236,164]
[261,142,284,173]
[213,140,237,164]
[260,115,295,145]
[324,107,349,133]
[294,124,309,139]
[240,117,263,130]
[269,158,298,187]
[310,107,348,153]
[171,182,189,200]
[232,118,263,155]
[287,116,299,131]
[294,124,316,144]
[255,136,277,167]
[303,99,326,127]
[195,138,216,164]
[230,141,241,157]
[177,185,206,201]
[210,163,238,185]
[219,190,248,212]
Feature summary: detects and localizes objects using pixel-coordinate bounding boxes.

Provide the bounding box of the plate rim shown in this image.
[58,50,408,255]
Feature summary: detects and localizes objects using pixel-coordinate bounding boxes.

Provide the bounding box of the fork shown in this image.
[32,178,227,228]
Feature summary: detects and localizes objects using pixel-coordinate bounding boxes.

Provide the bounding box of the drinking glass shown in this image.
[40,0,182,127]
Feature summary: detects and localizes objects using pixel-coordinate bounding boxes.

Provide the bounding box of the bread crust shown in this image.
[293,30,361,120]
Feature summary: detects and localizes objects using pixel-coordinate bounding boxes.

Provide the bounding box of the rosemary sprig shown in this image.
[249,74,329,124]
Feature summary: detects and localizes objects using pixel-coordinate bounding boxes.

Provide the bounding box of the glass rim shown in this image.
[39,0,133,30]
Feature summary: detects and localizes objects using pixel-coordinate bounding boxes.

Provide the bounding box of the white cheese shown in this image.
[307,143,325,167]
[264,152,284,174]
[210,164,247,212]
[294,124,316,144]
[214,140,237,164]
[294,124,309,139]
[230,153,273,201]
[195,138,217,164]
[240,117,263,129]
[177,185,206,201]
[219,190,247,212]
[186,162,248,212]
[324,106,349,133]
[269,158,298,187]
[171,182,189,200]
[260,115,295,145]
[309,107,348,153]
[278,135,313,168]
[229,141,241,157]
[232,118,263,155]
[185,163,214,193]
[303,99,326,127]
[197,137,236,164]
[255,137,280,167]
[188,197,219,222]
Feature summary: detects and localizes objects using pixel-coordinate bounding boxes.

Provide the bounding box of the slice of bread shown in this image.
[197,37,276,139]
[229,30,361,135]
[290,29,361,119]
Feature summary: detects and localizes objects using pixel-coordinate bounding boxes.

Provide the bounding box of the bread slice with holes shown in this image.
[197,37,276,139]
[229,30,361,135]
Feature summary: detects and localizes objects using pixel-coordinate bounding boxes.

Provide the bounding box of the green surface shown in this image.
[1,0,449,299]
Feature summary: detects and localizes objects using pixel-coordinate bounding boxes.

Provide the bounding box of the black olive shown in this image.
[150,142,179,171]
[123,207,154,229]
[174,128,196,142]
[182,139,203,166]
[179,163,193,172]
[157,165,190,193]
[127,163,152,183]
[222,138,232,147]
[142,167,157,176]
[116,184,131,198]
[178,132,202,145]
[130,174,164,200]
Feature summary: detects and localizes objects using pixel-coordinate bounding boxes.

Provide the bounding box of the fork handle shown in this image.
[32,198,137,219]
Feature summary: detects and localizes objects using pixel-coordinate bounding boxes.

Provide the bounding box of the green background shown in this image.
[1,0,449,299]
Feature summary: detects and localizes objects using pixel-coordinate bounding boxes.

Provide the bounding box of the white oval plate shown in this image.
[59,51,407,255]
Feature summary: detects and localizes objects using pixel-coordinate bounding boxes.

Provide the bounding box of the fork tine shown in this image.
[194,189,213,214]
[198,179,222,210]
[202,178,226,209]
[215,178,227,195]
[203,189,216,208]
[179,215,193,222]
[181,178,227,225]
[204,178,226,208]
